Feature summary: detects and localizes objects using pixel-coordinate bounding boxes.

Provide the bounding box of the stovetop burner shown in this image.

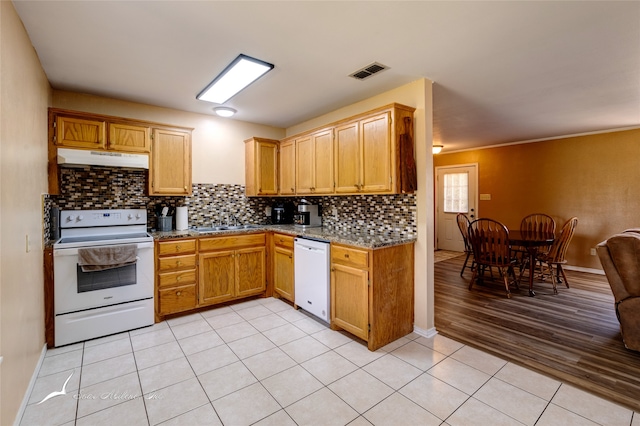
[54,208,153,249]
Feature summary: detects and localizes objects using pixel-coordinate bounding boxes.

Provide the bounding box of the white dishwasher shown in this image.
[294,237,330,323]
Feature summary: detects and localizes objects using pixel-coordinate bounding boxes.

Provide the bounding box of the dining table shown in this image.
[508,230,555,296]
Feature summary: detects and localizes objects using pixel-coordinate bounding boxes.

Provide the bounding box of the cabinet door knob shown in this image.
[176,260,182,266]
[291,187,294,192]
[176,245,181,251]
[344,253,350,258]
[176,276,182,281]
[176,291,182,296]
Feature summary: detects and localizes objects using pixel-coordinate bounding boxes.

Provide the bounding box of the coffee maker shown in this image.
[271,202,294,224]
[294,203,322,228]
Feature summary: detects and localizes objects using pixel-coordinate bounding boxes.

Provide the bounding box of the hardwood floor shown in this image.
[434,254,640,412]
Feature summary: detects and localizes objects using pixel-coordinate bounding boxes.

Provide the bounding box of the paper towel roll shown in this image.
[176,206,189,231]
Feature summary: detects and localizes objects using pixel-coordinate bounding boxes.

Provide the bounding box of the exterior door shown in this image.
[436,164,478,251]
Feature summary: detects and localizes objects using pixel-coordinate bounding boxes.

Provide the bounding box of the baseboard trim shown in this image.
[13,343,47,426]
[412,325,437,338]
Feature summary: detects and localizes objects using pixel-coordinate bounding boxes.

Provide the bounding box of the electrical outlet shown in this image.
[590,248,597,256]
[479,193,491,201]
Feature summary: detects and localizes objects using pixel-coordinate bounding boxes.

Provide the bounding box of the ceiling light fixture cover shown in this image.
[432,145,444,154]
[197,54,274,104]
[214,107,237,118]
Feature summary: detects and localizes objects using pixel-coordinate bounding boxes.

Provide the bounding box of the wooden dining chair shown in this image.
[467,218,519,298]
[515,213,556,272]
[536,217,578,294]
[456,213,474,276]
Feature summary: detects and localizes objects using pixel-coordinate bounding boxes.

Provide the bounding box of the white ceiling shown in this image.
[12,1,640,152]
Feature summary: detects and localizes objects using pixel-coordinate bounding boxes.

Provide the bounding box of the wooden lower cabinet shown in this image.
[155,233,267,320]
[272,233,295,302]
[156,239,197,320]
[330,242,415,351]
[198,233,266,307]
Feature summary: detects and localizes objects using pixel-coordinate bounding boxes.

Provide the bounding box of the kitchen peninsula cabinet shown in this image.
[245,137,278,196]
[198,233,267,306]
[295,129,334,194]
[330,241,414,351]
[155,238,198,320]
[272,233,295,302]
[150,128,192,196]
[278,140,296,195]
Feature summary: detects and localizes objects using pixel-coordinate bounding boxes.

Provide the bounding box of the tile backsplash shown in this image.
[46,167,416,242]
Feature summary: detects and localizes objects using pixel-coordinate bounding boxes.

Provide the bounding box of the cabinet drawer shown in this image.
[158,269,196,288]
[199,233,266,251]
[273,233,294,249]
[331,245,369,268]
[157,239,196,255]
[158,284,197,314]
[157,254,196,271]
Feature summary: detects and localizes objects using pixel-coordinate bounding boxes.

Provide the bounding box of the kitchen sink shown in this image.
[194,224,262,233]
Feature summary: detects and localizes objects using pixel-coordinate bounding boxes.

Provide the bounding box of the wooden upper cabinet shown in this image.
[243,103,415,197]
[334,122,360,193]
[56,115,106,149]
[56,115,150,153]
[360,112,392,193]
[108,123,151,153]
[313,130,334,193]
[150,128,192,196]
[334,104,415,195]
[295,135,314,194]
[335,112,391,194]
[279,139,296,195]
[245,137,278,196]
[296,129,334,194]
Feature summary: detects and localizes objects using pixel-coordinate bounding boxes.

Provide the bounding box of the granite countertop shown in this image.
[150,225,416,249]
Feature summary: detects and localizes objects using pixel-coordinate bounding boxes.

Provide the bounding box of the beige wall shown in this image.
[287,79,436,332]
[434,128,640,270]
[0,2,52,424]
[52,91,285,185]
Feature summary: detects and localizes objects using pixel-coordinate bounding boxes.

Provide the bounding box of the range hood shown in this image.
[57,148,149,169]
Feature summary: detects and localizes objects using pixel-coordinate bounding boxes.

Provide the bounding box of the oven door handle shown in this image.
[54,241,154,257]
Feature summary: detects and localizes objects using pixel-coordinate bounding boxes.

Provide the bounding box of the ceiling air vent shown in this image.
[349,62,389,80]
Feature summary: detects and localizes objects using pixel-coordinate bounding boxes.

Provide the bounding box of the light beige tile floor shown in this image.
[19,297,639,426]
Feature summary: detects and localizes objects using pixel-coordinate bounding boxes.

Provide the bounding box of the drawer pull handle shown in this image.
[176,260,182,266]
[344,254,350,258]
[176,276,182,281]
[176,291,182,296]
[176,245,181,251]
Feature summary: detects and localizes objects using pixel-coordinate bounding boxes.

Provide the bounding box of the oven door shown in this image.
[53,241,154,314]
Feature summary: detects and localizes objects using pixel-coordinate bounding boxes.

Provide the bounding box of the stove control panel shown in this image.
[60,209,147,228]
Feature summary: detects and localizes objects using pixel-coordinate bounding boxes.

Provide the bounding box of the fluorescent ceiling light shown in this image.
[214,107,236,118]
[197,54,274,104]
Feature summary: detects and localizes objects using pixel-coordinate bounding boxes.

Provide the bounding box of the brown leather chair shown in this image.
[597,233,640,351]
